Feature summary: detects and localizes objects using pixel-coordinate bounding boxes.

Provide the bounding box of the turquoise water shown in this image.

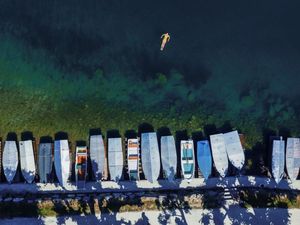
[0,0,299,142]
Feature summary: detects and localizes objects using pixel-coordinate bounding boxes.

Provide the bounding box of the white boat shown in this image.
[286,138,300,181]
[54,140,70,188]
[89,135,105,181]
[75,146,88,189]
[141,132,161,183]
[38,143,53,183]
[210,134,228,177]
[180,140,195,180]
[272,137,285,184]
[2,141,19,183]
[108,137,123,182]
[223,130,245,171]
[19,140,36,183]
[160,135,177,181]
[127,138,140,180]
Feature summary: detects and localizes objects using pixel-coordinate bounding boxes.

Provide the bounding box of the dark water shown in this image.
[0,0,300,140]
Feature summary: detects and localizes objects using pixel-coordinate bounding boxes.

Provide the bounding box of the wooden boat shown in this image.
[286,138,300,181]
[19,140,36,183]
[272,137,285,184]
[180,140,195,180]
[141,132,160,183]
[127,138,140,180]
[223,130,245,171]
[54,140,70,188]
[89,135,105,181]
[108,138,123,182]
[197,140,212,179]
[75,146,88,189]
[160,135,177,181]
[210,134,228,177]
[38,143,53,183]
[2,141,18,183]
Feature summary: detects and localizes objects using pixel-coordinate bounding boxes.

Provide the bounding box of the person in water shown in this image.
[160,33,170,51]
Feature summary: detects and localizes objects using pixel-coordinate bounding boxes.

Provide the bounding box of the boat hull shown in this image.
[210,134,228,177]
[38,143,53,183]
[89,135,105,181]
[54,140,70,188]
[161,136,177,181]
[2,141,19,183]
[286,138,300,181]
[197,140,212,179]
[272,138,285,184]
[108,138,124,181]
[19,140,36,183]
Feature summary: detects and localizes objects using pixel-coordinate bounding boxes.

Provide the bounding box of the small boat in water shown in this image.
[38,143,53,183]
[141,132,161,183]
[19,140,36,183]
[210,134,228,177]
[89,135,105,181]
[272,137,285,184]
[2,141,19,183]
[54,140,70,188]
[75,146,88,189]
[161,135,177,181]
[197,140,212,180]
[127,138,140,180]
[180,140,195,180]
[223,130,245,171]
[108,138,123,182]
[286,138,300,182]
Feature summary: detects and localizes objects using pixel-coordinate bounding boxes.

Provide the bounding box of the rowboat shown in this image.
[180,140,195,180]
[75,146,88,189]
[127,138,140,180]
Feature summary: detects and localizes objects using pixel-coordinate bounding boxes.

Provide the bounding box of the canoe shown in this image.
[54,140,70,188]
[286,138,300,181]
[38,143,53,183]
[127,138,140,180]
[19,140,36,183]
[2,141,19,183]
[161,135,177,181]
[272,137,285,183]
[141,132,160,183]
[197,140,212,179]
[180,140,195,180]
[75,146,88,189]
[89,135,105,181]
[108,137,123,181]
[223,131,245,171]
[210,134,228,177]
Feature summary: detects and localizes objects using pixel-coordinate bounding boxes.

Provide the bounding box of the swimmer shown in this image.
[160,33,170,51]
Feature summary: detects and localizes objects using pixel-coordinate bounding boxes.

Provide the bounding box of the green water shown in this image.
[0,0,299,151]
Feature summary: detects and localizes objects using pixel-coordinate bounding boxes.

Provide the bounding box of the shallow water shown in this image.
[0,0,299,142]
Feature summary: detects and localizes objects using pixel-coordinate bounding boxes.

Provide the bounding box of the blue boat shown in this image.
[197,140,212,179]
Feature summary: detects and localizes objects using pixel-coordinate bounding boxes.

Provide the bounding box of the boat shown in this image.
[223,130,245,171]
[38,143,53,183]
[141,132,161,183]
[19,140,36,183]
[271,137,285,183]
[197,140,212,179]
[54,140,70,188]
[2,141,19,183]
[89,135,105,181]
[210,134,228,177]
[180,140,195,180]
[286,138,300,181]
[108,137,123,181]
[127,138,140,180]
[160,135,177,181]
[75,146,88,189]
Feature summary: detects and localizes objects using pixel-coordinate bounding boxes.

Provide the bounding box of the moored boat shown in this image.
[141,132,160,183]
[271,137,285,184]
[2,141,18,183]
[210,134,228,177]
[54,139,70,188]
[127,138,140,180]
[161,135,177,181]
[180,140,195,180]
[197,140,212,179]
[108,137,123,182]
[89,135,105,181]
[75,146,88,189]
[19,140,36,183]
[38,143,53,183]
[286,138,300,182]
